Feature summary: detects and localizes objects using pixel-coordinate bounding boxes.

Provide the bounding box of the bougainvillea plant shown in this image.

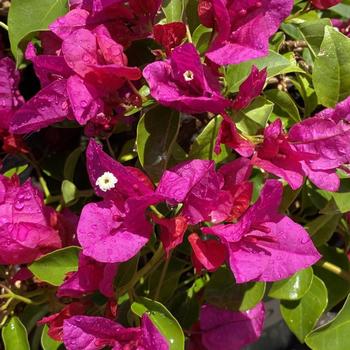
[2,0,350,349]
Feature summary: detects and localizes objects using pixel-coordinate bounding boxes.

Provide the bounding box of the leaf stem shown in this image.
[117,244,164,296]
[317,260,350,283]
[154,252,171,300]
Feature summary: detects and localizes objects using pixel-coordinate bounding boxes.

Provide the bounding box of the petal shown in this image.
[228,217,321,283]
[200,303,265,350]
[86,139,153,199]
[10,79,70,134]
[188,233,226,272]
[66,75,104,125]
[49,9,89,40]
[77,200,150,263]
[140,315,169,350]
[63,316,140,350]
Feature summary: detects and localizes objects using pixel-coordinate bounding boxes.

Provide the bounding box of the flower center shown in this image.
[183,70,194,81]
[95,172,118,192]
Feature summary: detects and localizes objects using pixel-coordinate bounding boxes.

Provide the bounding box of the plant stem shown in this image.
[106,138,116,159]
[0,292,32,304]
[0,22,8,31]
[317,260,350,283]
[25,154,51,198]
[117,244,164,296]
[154,253,171,300]
[186,25,193,43]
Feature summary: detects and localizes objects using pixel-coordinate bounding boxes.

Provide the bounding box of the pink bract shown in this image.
[0,176,61,265]
[204,180,321,282]
[200,303,265,350]
[202,0,294,65]
[63,314,168,350]
[143,43,230,114]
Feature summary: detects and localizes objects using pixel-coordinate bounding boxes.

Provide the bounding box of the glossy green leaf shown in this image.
[235,97,274,135]
[61,180,78,205]
[137,107,180,182]
[2,317,30,350]
[131,297,185,350]
[63,147,82,181]
[162,0,187,22]
[280,275,328,342]
[41,325,61,350]
[314,246,350,310]
[306,293,350,350]
[306,214,341,247]
[313,26,350,107]
[269,268,313,300]
[192,24,212,54]
[264,89,301,124]
[29,246,80,286]
[8,0,68,65]
[189,116,229,163]
[204,267,266,311]
[330,3,350,17]
[226,50,304,93]
[299,19,331,56]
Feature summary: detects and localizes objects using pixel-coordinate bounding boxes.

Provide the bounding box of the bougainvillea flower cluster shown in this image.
[2,0,350,349]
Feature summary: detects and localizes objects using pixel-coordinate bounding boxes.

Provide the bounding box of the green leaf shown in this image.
[189,116,229,163]
[280,275,328,342]
[290,74,318,117]
[204,267,266,311]
[29,246,80,286]
[306,293,350,350]
[314,246,350,310]
[63,147,82,181]
[325,178,350,213]
[3,164,29,178]
[162,0,187,22]
[306,214,341,247]
[192,25,212,54]
[313,26,350,107]
[137,107,180,182]
[235,97,274,135]
[2,317,30,350]
[118,139,137,163]
[264,89,301,125]
[41,325,61,350]
[8,0,68,65]
[226,50,304,93]
[61,180,78,205]
[171,294,200,329]
[280,185,302,213]
[299,19,331,57]
[268,268,313,300]
[330,3,350,17]
[131,297,185,350]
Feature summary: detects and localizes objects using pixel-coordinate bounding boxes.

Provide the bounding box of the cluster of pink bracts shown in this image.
[0,0,348,349]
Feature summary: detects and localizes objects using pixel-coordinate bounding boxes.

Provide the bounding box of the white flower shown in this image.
[95,172,118,192]
[183,70,194,81]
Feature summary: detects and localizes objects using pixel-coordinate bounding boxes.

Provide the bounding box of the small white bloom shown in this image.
[96,172,118,192]
[183,70,194,81]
